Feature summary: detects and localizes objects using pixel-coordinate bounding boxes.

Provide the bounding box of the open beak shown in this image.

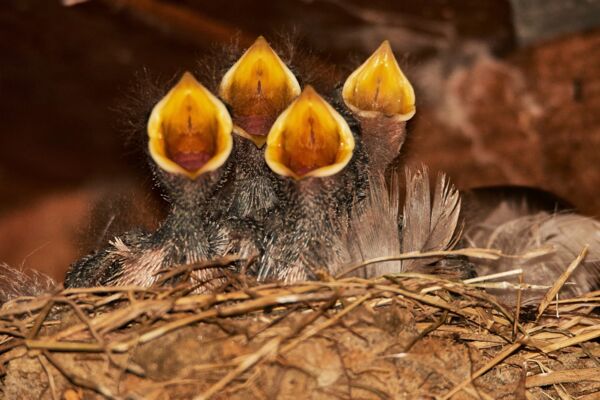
[219,36,301,148]
[147,72,233,180]
[265,86,355,180]
[342,40,415,121]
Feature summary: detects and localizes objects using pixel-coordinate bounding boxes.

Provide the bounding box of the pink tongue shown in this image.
[171,152,212,172]
[238,114,273,137]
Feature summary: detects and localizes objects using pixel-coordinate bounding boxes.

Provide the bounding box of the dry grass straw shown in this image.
[0,247,599,399]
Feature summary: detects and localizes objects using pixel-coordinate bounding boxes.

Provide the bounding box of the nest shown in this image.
[1,251,599,400]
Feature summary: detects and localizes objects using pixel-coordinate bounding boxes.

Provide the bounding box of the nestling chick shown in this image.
[343,41,416,176]
[65,72,258,291]
[258,86,365,281]
[217,36,301,223]
[251,41,413,282]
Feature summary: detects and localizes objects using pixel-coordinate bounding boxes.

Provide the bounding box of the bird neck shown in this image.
[150,197,215,268]
[234,137,267,179]
[288,178,340,221]
[225,137,280,221]
[151,168,223,243]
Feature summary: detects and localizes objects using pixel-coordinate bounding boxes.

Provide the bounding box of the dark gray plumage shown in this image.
[258,153,368,282]
[218,136,283,224]
[65,162,259,290]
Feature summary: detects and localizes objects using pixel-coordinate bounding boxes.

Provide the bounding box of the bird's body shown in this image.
[219,135,282,224]
[257,86,369,280]
[65,167,259,290]
[259,173,354,282]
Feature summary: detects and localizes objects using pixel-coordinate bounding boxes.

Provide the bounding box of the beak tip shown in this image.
[255,35,268,45]
[179,71,199,86]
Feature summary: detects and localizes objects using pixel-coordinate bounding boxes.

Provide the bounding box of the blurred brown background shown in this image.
[1,0,599,281]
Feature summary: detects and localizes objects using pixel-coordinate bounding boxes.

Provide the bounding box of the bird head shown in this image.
[342,41,415,174]
[147,72,233,204]
[342,40,415,120]
[219,36,301,148]
[264,85,355,183]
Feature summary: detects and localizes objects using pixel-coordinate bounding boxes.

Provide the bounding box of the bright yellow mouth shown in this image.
[147,72,233,180]
[265,86,355,180]
[342,40,415,120]
[219,36,301,146]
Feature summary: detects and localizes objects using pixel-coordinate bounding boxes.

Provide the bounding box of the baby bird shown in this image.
[217,36,301,223]
[342,41,416,176]
[258,86,363,282]
[65,72,257,290]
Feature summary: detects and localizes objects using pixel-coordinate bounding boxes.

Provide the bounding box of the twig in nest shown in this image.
[514,273,524,340]
[526,367,600,388]
[38,353,58,400]
[537,328,600,354]
[154,255,247,285]
[421,268,524,294]
[337,246,555,278]
[536,246,588,321]
[281,293,372,354]
[337,248,504,278]
[437,283,525,337]
[27,299,55,339]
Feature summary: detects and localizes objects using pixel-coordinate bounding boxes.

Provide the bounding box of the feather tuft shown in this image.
[469,212,600,305]
[333,166,462,278]
[401,166,462,270]
[0,264,59,305]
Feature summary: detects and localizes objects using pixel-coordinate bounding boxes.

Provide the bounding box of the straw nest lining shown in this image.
[0,249,599,400]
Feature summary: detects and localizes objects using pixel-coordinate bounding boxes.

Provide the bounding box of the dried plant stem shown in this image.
[336,248,504,278]
[536,246,588,320]
[526,367,600,388]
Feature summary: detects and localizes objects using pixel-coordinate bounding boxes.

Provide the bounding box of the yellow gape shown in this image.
[265,86,355,180]
[342,40,415,120]
[147,72,233,180]
[220,36,301,145]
